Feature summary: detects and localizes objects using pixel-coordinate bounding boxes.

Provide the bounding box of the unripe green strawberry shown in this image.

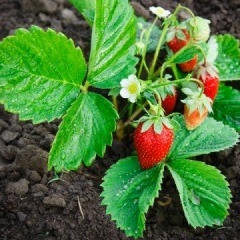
[133,122,174,169]
[189,17,211,42]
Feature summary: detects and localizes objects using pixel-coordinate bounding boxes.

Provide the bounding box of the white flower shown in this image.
[149,6,171,18]
[120,75,141,103]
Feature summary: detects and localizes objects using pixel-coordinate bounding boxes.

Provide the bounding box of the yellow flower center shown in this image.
[128,82,138,94]
[157,9,164,15]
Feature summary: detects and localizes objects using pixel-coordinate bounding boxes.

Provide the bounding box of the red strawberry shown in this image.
[184,105,208,130]
[200,74,219,100]
[166,27,198,73]
[134,122,174,169]
[178,56,198,73]
[166,28,190,53]
[161,88,178,115]
[181,88,212,130]
[194,63,219,100]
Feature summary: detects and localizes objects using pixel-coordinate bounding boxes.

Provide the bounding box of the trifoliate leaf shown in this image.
[101,157,164,238]
[167,158,231,228]
[169,116,239,160]
[215,34,240,81]
[87,0,138,89]
[211,84,240,131]
[0,26,87,123]
[48,92,118,172]
[69,0,95,26]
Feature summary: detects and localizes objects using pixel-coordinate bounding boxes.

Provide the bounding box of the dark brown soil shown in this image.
[0,0,240,239]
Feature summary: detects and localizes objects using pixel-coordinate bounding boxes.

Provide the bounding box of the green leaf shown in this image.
[48,92,118,172]
[172,43,206,64]
[87,0,138,89]
[137,17,162,53]
[169,116,239,160]
[69,0,95,26]
[101,156,164,238]
[215,34,240,81]
[167,158,231,228]
[0,26,87,123]
[212,84,240,131]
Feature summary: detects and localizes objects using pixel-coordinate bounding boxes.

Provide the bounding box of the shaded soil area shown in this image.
[0,0,240,239]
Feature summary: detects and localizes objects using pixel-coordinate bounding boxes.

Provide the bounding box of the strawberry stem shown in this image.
[148,17,172,78]
[123,102,148,127]
[175,4,195,19]
[137,17,158,78]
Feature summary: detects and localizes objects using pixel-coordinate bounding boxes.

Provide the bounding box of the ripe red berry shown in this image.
[167,28,190,53]
[178,56,198,73]
[195,63,219,100]
[133,122,174,169]
[201,74,219,100]
[161,88,178,115]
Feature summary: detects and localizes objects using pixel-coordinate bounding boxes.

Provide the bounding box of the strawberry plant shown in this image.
[0,0,240,238]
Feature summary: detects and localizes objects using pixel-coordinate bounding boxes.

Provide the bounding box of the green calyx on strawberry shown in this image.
[133,108,174,169]
[166,27,190,53]
[181,87,212,130]
[156,80,178,115]
[194,62,219,100]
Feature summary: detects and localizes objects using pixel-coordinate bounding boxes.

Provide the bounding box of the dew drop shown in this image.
[189,189,201,205]
[133,199,138,204]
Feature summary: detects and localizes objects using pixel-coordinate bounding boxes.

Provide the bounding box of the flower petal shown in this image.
[120,79,130,87]
[128,74,138,82]
[120,88,130,99]
[129,94,137,103]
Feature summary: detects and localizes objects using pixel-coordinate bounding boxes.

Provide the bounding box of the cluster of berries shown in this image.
[133,15,220,170]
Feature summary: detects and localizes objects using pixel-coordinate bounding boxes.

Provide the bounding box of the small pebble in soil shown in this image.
[1,145,19,161]
[22,0,58,14]
[26,170,42,182]
[6,178,29,196]
[13,145,48,175]
[43,194,66,208]
[31,183,48,195]
[17,212,27,222]
[61,8,79,24]
[1,130,20,143]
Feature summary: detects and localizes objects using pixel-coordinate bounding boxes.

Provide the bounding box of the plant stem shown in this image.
[123,102,147,127]
[80,81,90,93]
[150,77,204,90]
[176,4,195,18]
[112,96,118,112]
[137,17,158,78]
[171,63,180,80]
[148,21,170,79]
